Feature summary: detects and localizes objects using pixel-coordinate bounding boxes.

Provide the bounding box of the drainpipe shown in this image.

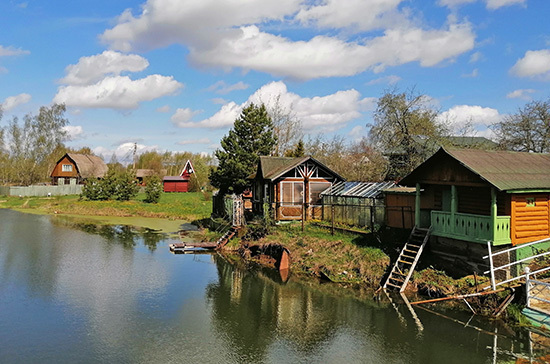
[415,183,421,227]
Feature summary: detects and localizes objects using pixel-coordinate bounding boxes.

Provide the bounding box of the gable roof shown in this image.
[53,153,108,178]
[256,156,345,181]
[400,147,550,191]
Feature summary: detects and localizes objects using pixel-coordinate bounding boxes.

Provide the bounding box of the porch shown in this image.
[415,184,512,246]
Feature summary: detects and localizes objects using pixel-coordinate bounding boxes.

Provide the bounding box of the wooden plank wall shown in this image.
[511,194,550,245]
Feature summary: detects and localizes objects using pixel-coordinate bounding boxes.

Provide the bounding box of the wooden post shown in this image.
[491,187,497,242]
[487,241,496,291]
[525,267,531,308]
[451,185,457,226]
[331,203,335,235]
[415,183,421,227]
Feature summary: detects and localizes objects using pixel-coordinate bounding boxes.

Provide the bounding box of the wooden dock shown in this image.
[169,242,217,253]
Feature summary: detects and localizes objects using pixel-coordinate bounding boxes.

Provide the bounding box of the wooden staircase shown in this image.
[383,226,431,293]
[215,227,238,249]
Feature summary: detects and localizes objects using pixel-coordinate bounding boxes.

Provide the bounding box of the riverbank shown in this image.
[0,192,212,233]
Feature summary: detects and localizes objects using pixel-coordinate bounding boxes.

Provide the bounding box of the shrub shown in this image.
[144,175,163,203]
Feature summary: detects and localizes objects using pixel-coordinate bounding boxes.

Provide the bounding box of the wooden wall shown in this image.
[385,193,415,229]
[511,194,550,245]
[51,156,78,178]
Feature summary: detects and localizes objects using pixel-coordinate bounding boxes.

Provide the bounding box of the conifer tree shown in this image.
[209,103,277,194]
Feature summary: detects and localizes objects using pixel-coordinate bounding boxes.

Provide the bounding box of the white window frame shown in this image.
[62,164,73,172]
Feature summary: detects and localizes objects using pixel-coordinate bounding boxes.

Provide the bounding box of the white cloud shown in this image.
[296,0,406,32]
[177,81,371,131]
[461,68,478,78]
[156,105,171,113]
[469,51,482,63]
[190,23,475,79]
[510,49,550,80]
[53,75,183,109]
[177,138,211,145]
[101,0,475,80]
[207,81,249,95]
[60,51,149,85]
[348,125,365,142]
[170,107,202,127]
[93,142,159,164]
[2,93,31,111]
[366,75,401,85]
[211,98,227,104]
[439,105,502,133]
[486,0,525,10]
[0,45,29,57]
[63,125,84,141]
[506,89,536,100]
[438,0,524,9]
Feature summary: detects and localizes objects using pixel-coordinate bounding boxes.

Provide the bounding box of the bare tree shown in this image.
[491,99,550,153]
[267,95,303,156]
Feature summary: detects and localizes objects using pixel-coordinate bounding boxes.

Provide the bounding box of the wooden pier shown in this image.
[169,242,217,253]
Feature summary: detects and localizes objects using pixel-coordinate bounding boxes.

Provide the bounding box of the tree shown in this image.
[209,103,277,194]
[368,89,447,179]
[267,96,303,156]
[4,104,68,185]
[284,139,305,157]
[144,175,163,203]
[491,99,550,153]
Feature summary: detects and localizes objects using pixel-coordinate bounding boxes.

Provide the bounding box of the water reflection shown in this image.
[0,209,549,363]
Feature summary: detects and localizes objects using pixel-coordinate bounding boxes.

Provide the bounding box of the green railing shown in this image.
[431,211,511,245]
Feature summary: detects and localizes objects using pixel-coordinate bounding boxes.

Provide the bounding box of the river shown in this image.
[0,209,546,363]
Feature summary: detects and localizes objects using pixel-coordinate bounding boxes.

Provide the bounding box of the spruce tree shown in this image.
[209,103,277,194]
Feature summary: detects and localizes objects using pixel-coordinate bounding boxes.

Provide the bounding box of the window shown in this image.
[526,197,536,207]
[281,182,303,206]
[62,164,73,172]
[309,182,332,205]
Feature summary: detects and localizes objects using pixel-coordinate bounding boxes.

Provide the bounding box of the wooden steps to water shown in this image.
[383,226,431,293]
[169,226,238,253]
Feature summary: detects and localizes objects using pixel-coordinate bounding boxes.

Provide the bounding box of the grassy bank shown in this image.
[0,192,212,222]
[233,222,391,287]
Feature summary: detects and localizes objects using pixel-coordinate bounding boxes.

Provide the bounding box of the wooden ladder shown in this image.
[216,227,238,249]
[383,226,431,293]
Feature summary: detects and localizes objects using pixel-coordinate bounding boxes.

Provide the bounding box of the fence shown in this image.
[483,237,550,291]
[320,199,394,231]
[0,184,83,197]
[525,267,550,315]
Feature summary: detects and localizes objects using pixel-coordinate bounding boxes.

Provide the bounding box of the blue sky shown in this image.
[0,0,548,163]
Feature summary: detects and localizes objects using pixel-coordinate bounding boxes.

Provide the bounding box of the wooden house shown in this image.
[135,169,166,185]
[50,153,108,185]
[163,160,194,192]
[399,147,550,273]
[251,156,344,221]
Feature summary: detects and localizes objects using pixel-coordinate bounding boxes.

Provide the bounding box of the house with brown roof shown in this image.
[399,147,550,273]
[50,153,108,185]
[251,156,345,221]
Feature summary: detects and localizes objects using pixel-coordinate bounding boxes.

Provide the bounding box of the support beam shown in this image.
[491,187,497,241]
[451,185,457,223]
[415,183,421,227]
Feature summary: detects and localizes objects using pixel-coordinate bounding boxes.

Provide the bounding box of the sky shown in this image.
[0,0,548,164]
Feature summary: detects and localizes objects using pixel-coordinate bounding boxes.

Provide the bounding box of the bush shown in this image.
[81,169,139,201]
[144,175,163,203]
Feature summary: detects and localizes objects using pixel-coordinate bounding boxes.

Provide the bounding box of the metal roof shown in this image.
[400,147,550,191]
[321,181,396,198]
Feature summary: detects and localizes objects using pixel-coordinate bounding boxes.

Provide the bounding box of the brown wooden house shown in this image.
[50,153,108,185]
[399,147,550,272]
[163,160,194,192]
[251,156,345,221]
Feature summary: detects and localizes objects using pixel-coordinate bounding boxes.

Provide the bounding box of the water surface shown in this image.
[0,209,545,363]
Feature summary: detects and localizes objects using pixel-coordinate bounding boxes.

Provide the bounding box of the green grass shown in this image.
[0,192,212,222]
[249,222,390,286]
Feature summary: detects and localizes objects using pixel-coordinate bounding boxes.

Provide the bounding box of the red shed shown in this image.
[163,160,194,193]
